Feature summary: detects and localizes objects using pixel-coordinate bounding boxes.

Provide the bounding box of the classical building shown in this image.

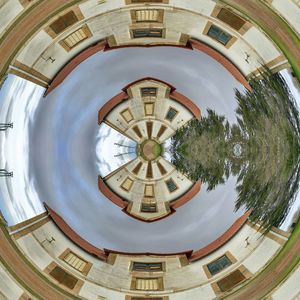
[0,1,300,300]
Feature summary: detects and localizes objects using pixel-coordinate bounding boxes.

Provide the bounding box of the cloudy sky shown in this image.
[1,46,298,252]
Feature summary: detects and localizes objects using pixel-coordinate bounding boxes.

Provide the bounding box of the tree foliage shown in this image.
[171,68,300,231]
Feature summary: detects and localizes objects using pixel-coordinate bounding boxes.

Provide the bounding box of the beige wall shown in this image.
[12,216,288,299]
[10,0,288,82]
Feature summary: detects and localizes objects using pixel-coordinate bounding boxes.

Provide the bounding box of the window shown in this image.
[156,161,167,175]
[121,177,134,191]
[144,184,154,197]
[132,28,163,38]
[135,10,161,22]
[141,202,157,213]
[132,162,143,175]
[130,0,164,3]
[59,25,92,51]
[131,298,164,300]
[50,11,78,34]
[156,125,167,139]
[63,251,88,273]
[141,87,157,97]
[216,270,246,292]
[165,178,178,193]
[49,266,78,289]
[146,121,153,138]
[132,125,143,139]
[207,25,232,45]
[144,103,155,116]
[146,162,153,179]
[207,255,232,276]
[131,277,163,291]
[121,108,134,123]
[165,107,178,122]
[216,8,246,31]
[132,262,163,272]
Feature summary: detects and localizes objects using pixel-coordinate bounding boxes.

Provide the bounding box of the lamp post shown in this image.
[0,169,13,177]
[0,123,13,131]
[41,237,56,245]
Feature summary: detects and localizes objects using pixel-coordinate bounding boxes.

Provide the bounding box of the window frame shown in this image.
[216,8,246,31]
[203,21,237,48]
[45,261,83,293]
[130,277,164,291]
[165,178,178,193]
[59,25,93,52]
[165,107,178,122]
[125,0,169,4]
[131,261,165,272]
[120,108,134,123]
[207,24,232,45]
[144,102,155,116]
[144,184,155,198]
[141,202,157,213]
[131,28,164,39]
[121,177,134,192]
[131,9,164,23]
[203,251,237,278]
[59,248,92,275]
[45,7,84,38]
[141,87,157,98]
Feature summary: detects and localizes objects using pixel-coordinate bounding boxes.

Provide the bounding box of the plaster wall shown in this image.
[271,262,300,300]
[0,261,24,300]
[271,0,300,36]
[0,0,24,38]
[12,1,286,82]
[14,219,286,296]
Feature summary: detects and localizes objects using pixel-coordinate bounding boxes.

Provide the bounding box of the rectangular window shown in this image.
[216,270,246,292]
[63,251,88,273]
[121,108,134,123]
[141,87,157,97]
[50,11,78,34]
[49,266,78,289]
[132,161,143,175]
[146,121,153,138]
[131,0,164,3]
[165,178,178,193]
[207,255,232,276]
[135,10,160,22]
[165,107,178,122]
[141,202,157,213]
[144,103,155,116]
[131,298,164,300]
[156,125,167,139]
[146,162,153,179]
[121,177,134,191]
[156,161,167,175]
[132,125,143,139]
[132,28,163,38]
[59,25,92,51]
[144,184,154,197]
[207,25,232,45]
[132,262,163,272]
[132,277,163,291]
[216,8,246,31]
